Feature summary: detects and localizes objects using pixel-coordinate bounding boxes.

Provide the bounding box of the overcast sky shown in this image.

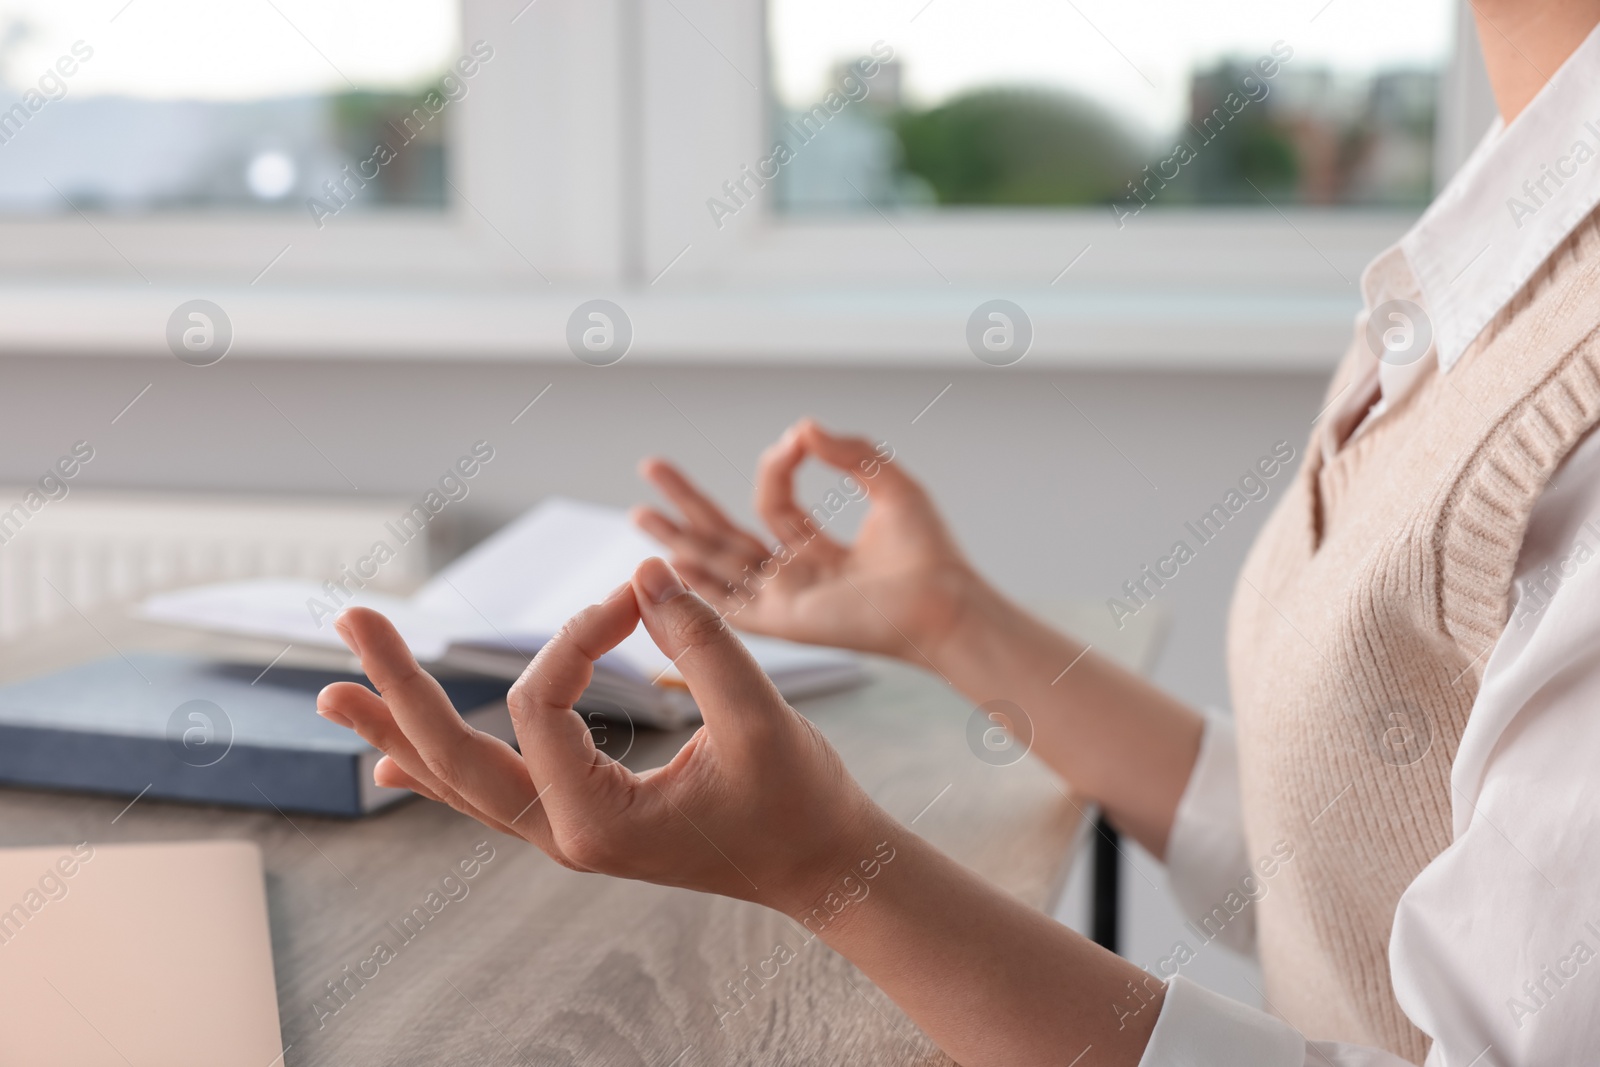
[0,0,1454,138]
[771,0,1456,135]
[0,0,457,99]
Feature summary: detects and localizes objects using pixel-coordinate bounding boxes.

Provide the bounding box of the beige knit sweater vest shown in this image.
[1229,211,1600,1062]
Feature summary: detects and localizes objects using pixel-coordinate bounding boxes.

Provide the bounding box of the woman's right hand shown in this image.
[631,419,978,663]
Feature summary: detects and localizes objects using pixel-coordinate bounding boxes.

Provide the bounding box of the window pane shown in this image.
[0,0,459,214]
[766,0,1455,214]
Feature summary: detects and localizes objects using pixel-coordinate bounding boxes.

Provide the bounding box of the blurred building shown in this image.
[1182,60,1436,207]
[773,58,933,212]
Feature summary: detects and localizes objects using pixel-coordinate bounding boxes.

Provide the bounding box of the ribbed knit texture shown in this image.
[1228,209,1600,1063]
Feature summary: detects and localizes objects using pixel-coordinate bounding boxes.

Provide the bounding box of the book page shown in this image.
[414,498,658,629]
[417,498,677,676]
[141,499,859,688]
[141,578,457,660]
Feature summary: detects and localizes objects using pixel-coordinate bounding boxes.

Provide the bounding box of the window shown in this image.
[766,0,1456,215]
[0,1,459,215]
[0,0,1494,361]
[633,0,1489,308]
[0,0,589,291]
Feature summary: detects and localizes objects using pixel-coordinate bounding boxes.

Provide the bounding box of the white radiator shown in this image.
[0,490,433,641]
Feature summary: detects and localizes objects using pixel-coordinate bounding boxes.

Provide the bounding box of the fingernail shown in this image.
[604,580,633,601]
[333,614,360,655]
[639,557,686,604]
[316,704,354,728]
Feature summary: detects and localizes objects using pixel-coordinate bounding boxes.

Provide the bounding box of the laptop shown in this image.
[0,839,284,1066]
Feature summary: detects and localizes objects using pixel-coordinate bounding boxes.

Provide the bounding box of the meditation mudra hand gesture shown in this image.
[317,556,879,914]
[630,419,977,661]
[318,421,1186,1066]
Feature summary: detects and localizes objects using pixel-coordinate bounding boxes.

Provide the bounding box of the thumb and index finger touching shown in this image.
[638,418,915,560]
[630,557,791,751]
[512,557,792,806]
[336,555,792,871]
[754,418,913,547]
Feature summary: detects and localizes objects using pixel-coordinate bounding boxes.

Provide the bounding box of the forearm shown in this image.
[799,814,1163,1066]
[924,576,1204,857]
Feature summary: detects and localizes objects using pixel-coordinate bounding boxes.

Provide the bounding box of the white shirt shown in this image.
[1140,20,1600,1067]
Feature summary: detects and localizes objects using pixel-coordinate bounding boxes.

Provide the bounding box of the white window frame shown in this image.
[0,0,1495,366]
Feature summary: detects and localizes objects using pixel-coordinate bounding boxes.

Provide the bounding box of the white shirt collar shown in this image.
[1338,17,1600,452]
[1396,18,1600,374]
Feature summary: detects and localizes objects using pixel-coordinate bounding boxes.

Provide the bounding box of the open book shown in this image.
[139,498,865,728]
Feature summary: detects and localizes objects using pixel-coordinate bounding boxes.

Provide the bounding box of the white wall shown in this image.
[0,356,1325,709]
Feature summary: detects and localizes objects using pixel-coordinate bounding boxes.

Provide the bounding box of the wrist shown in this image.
[768,801,903,931]
[777,822,968,960]
[886,562,981,667]
[919,570,1027,673]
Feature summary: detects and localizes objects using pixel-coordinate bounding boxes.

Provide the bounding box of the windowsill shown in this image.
[0,282,1357,370]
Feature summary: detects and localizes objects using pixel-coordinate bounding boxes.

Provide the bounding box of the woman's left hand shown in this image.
[316,556,886,917]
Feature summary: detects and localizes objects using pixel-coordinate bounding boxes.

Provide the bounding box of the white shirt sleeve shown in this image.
[1142,978,1414,1067]
[1388,425,1600,1065]
[1164,712,1258,957]
[1142,427,1600,1065]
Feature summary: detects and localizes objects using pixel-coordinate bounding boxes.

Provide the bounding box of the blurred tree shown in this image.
[1196,117,1299,200]
[1176,62,1300,204]
[890,87,1147,206]
[330,90,447,206]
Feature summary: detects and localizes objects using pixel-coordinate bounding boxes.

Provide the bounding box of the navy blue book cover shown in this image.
[0,654,508,817]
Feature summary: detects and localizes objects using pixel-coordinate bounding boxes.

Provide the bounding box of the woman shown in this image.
[315,1,1600,1061]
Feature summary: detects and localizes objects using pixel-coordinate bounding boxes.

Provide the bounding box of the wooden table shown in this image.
[0,604,1160,1066]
